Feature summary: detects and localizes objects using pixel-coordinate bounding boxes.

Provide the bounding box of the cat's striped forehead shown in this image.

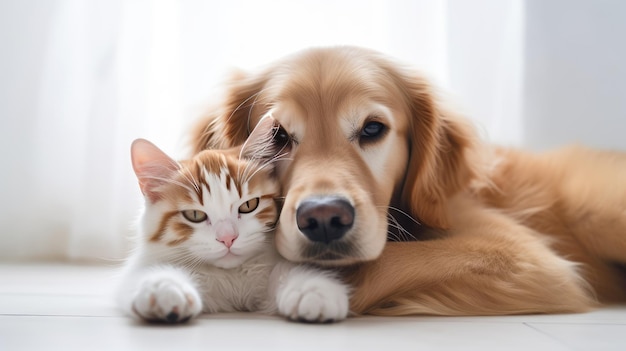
[171,149,276,205]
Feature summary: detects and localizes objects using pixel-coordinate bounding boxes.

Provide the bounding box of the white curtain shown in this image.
[1,0,623,262]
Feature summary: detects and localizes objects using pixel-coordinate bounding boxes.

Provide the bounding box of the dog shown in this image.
[190,46,626,316]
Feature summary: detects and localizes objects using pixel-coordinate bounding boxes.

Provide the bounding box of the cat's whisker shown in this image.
[169,250,206,271]
[243,152,292,184]
[239,158,258,185]
[265,152,293,166]
[241,121,281,161]
[198,91,270,144]
[183,254,205,272]
[227,90,267,131]
[178,168,201,198]
[184,165,202,192]
[258,227,277,234]
[240,124,293,179]
[246,90,272,135]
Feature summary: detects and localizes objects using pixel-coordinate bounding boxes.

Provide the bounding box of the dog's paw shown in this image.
[131,273,202,323]
[276,270,349,323]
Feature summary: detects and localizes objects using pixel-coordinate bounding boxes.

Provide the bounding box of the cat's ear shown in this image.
[240,115,288,164]
[131,138,180,202]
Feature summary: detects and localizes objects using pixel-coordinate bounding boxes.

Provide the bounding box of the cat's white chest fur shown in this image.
[192,250,280,313]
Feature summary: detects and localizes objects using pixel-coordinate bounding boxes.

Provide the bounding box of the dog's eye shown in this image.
[360,121,386,143]
[272,125,292,149]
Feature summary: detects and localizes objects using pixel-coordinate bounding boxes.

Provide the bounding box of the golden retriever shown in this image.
[191,46,626,316]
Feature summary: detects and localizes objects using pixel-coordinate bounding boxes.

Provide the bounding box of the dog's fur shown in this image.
[191,46,626,316]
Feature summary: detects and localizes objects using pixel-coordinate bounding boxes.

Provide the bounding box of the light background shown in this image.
[1,0,625,262]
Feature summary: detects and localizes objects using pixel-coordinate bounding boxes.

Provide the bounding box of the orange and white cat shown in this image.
[117,121,349,323]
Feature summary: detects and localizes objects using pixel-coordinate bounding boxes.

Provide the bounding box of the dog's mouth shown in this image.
[287,195,369,265]
[299,239,360,265]
[276,192,388,265]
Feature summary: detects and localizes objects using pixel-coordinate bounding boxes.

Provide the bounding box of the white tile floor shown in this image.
[1,263,625,351]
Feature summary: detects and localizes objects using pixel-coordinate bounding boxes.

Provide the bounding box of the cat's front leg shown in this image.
[122,265,203,323]
[271,263,350,323]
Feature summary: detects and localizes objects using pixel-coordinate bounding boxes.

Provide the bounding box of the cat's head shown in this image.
[130,133,280,269]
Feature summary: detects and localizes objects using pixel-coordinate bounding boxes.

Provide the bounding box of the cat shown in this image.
[116,119,350,323]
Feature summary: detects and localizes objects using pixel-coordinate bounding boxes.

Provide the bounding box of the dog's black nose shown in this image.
[296,196,355,244]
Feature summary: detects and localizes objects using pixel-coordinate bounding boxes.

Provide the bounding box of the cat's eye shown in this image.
[181,210,208,223]
[238,198,260,214]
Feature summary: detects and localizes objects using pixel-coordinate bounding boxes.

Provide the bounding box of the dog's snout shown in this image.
[296,196,355,244]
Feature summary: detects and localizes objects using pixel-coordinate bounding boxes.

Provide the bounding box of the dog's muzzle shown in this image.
[296,196,355,244]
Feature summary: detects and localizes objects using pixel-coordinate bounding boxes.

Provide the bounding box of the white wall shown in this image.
[446,0,524,146]
[523,0,626,151]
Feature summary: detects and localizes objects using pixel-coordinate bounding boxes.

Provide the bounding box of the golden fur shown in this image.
[190,46,626,316]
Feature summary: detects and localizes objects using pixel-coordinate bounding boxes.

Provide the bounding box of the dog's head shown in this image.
[193,47,476,265]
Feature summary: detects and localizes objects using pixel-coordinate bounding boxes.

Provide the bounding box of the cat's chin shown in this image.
[210,253,249,269]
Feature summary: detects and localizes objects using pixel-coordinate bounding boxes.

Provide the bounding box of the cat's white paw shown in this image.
[276,270,349,323]
[132,274,202,323]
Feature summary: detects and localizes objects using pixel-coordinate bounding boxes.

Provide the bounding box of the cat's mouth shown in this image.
[211,251,246,269]
[220,250,240,259]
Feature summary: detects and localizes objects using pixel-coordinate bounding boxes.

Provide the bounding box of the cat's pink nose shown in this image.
[215,220,238,248]
[217,234,237,248]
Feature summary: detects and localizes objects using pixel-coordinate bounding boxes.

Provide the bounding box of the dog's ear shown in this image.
[399,73,477,229]
[190,70,269,154]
